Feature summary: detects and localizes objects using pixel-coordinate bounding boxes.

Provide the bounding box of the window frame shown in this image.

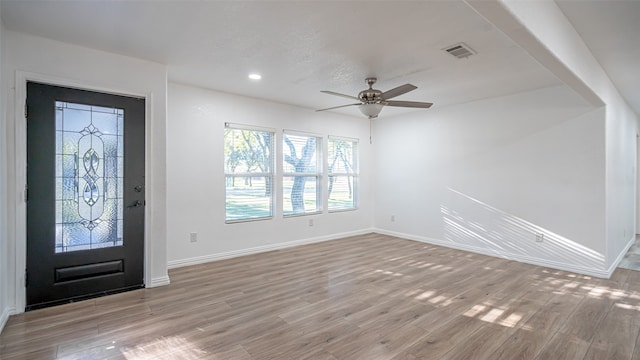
[224,123,275,223]
[282,130,323,217]
[327,135,359,212]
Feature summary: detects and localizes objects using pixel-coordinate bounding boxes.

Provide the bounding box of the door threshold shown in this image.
[26,284,145,311]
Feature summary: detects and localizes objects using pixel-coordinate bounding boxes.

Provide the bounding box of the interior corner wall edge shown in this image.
[372,85,609,276]
[605,99,639,266]
[3,30,170,314]
[166,82,373,264]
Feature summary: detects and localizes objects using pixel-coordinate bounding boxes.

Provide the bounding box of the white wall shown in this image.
[166,82,373,266]
[373,85,609,276]
[605,97,638,265]
[3,30,169,315]
[484,0,640,270]
[0,5,10,333]
[637,137,640,235]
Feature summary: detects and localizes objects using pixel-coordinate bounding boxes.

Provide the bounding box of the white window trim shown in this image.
[225,122,276,133]
[282,131,323,217]
[327,137,359,212]
[328,135,359,142]
[224,125,275,223]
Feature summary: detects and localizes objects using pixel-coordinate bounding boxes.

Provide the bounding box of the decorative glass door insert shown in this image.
[55,101,123,253]
[27,82,144,309]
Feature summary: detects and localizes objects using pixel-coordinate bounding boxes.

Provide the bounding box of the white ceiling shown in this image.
[0,1,637,118]
[556,0,640,116]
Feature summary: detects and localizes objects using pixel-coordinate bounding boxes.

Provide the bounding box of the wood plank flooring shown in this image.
[3,233,640,359]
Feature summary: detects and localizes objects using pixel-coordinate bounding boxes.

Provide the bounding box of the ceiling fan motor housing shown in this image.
[358,89,382,103]
[359,78,382,103]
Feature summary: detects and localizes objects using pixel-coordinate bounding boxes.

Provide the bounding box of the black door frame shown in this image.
[13,73,149,312]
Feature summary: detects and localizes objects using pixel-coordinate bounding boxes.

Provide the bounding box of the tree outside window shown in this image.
[224,126,273,222]
[328,138,358,211]
[283,133,322,216]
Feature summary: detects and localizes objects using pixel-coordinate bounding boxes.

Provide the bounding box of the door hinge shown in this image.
[25,269,28,287]
[24,102,28,119]
[24,184,28,202]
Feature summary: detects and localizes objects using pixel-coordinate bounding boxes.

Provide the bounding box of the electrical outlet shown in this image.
[535,233,544,243]
[308,219,314,227]
[391,215,395,222]
[190,232,198,243]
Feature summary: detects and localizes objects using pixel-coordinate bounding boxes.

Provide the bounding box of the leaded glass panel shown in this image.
[55,101,124,253]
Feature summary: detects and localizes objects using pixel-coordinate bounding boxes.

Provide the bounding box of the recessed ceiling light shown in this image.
[248,73,262,80]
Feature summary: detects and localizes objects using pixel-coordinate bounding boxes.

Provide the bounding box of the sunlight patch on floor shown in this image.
[415,290,435,300]
[464,304,486,317]
[429,295,448,305]
[462,303,524,328]
[499,312,523,327]
[374,269,404,277]
[121,336,205,360]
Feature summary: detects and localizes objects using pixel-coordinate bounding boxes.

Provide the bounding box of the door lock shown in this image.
[128,200,144,208]
[134,185,144,193]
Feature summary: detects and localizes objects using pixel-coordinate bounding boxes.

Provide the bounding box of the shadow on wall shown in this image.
[441,188,605,272]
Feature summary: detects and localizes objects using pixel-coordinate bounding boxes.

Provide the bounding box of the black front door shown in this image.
[26,82,145,310]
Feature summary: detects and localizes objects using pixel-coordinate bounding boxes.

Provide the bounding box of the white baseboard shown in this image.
[0,306,15,335]
[167,228,375,269]
[606,234,636,277]
[165,227,623,279]
[373,228,612,279]
[148,276,171,288]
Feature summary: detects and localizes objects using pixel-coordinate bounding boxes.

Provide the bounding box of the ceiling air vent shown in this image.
[443,43,475,59]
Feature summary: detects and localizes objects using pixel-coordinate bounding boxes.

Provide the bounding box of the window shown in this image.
[283,132,322,216]
[328,137,358,211]
[224,125,274,222]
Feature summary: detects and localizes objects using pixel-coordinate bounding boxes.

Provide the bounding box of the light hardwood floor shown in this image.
[2,233,640,359]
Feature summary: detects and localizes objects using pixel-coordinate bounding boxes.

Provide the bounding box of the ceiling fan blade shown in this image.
[320,90,360,101]
[380,84,417,100]
[315,103,361,112]
[383,100,433,108]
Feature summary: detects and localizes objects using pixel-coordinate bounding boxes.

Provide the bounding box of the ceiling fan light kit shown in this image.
[359,103,384,118]
[317,77,433,119]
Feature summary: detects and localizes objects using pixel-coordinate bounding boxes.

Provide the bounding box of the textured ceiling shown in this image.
[0,0,597,119]
[556,0,640,116]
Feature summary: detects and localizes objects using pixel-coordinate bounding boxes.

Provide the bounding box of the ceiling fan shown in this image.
[316,77,433,119]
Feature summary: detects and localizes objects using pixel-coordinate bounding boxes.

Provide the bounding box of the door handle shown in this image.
[128,200,144,208]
